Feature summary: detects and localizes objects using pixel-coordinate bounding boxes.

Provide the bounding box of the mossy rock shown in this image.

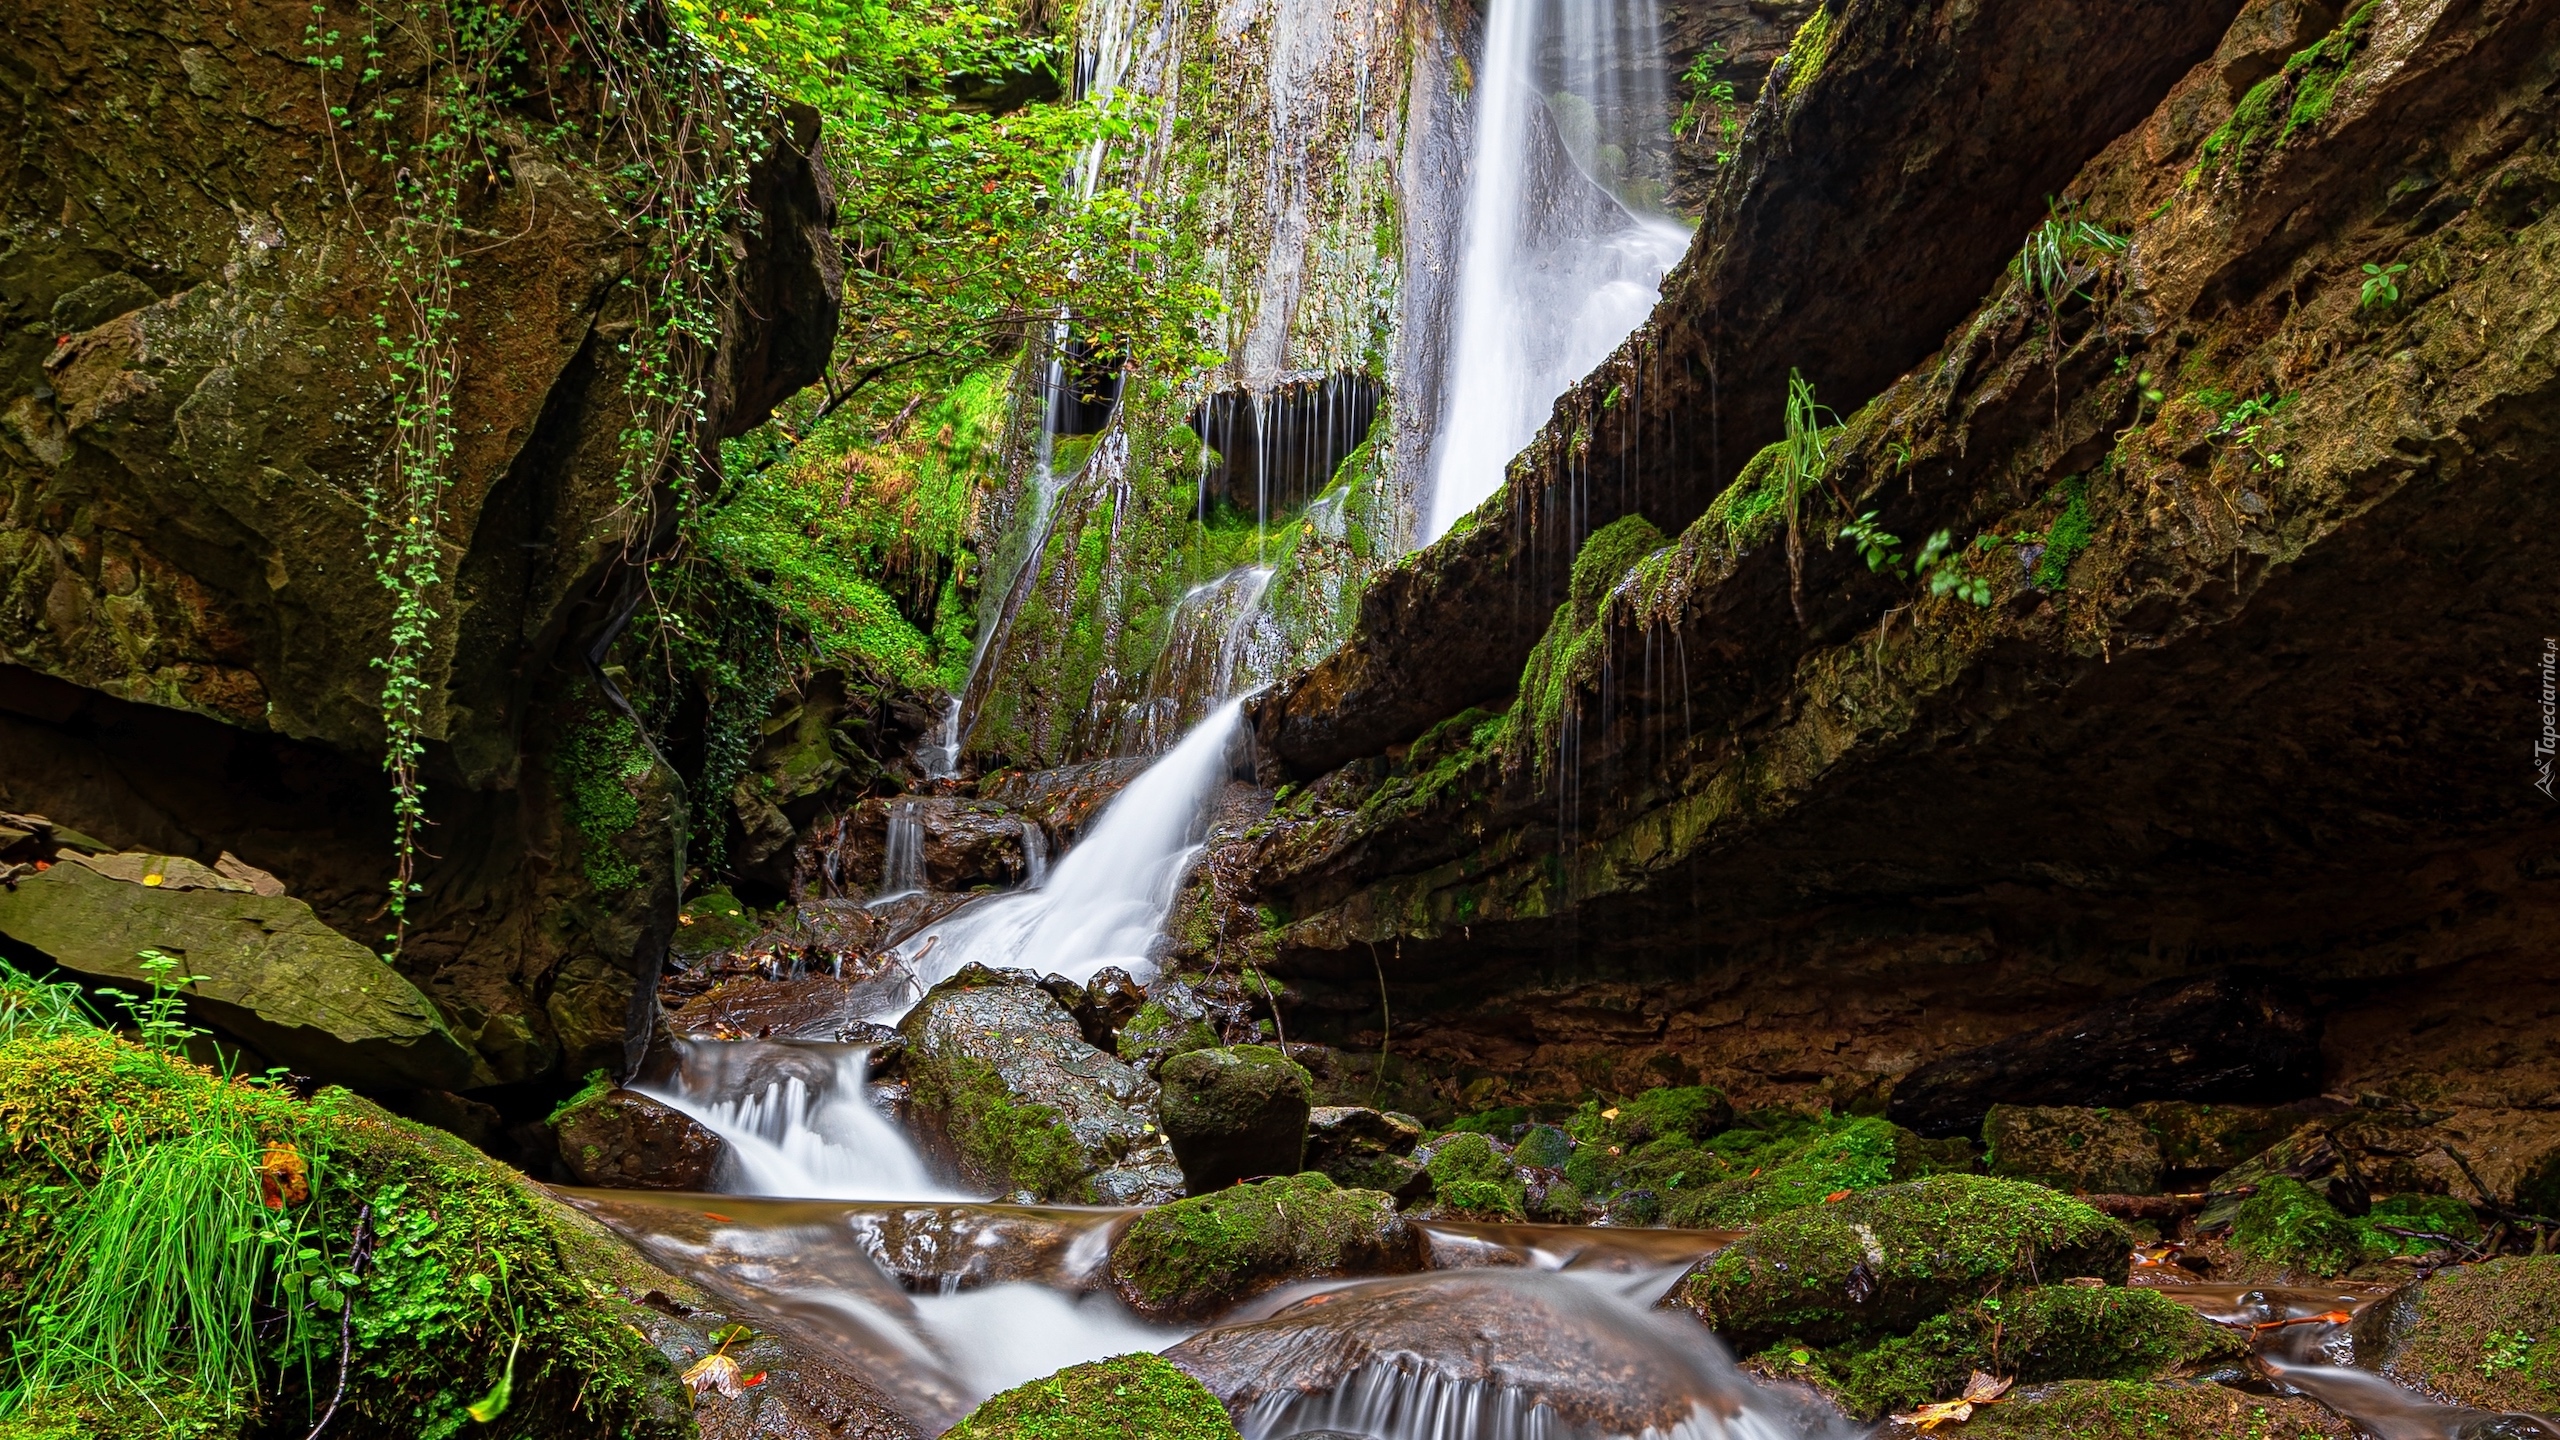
[1947,1380,2354,1438]
[1422,1131,1525,1218]
[2355,1254,2560,1413]
[2129,1101,2313,1176]
[942,1353,1238,1440]
[2226,1177,2373,1277]
[1985,1105,2164,1195]
[947,1342,1244,1434]
[1561,1108,1969,1228]
[1672,1175,2131,1351]
[1106,1173,1421,1322]
[1117,1000,1221,1070]
[1778,1285,2245,1419]
[1159,1045,1312,1193]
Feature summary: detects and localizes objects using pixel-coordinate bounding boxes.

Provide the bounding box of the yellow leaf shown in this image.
[1961,1371,2014,1405]
[1889,1399,1973,1432]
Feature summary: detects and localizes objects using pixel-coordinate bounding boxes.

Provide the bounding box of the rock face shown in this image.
[0,0,838,1092]
[551,1084,726,1191]
[1108,1172,1422,1323]
[1670,1175,2130,1352]
[1158,1045,1314,1193]
[895,966,1178,1204]
[0,856,472,1087]
[1303,1105,1425,1195]
[1219,0,2560,1126]
[1984,1105,2166,1195]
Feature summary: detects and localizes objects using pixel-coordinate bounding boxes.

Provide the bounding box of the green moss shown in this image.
[2033,478,2093,589]
[918,1055,1090,1201]
[1678,1175,2131,1351]
[1425,1132,1525,1218]
[1953,1380,2351,1439]
[1514,515,1668,774]
[945,1353,1240,1440]
[2228,1177,2371,1277]
[1107,1174,1406,1318]
[2192,3,2379,182]
[1781,5,1833,100]
[543,1068,616,1126]
[2365,1192,2483,1253]
[1557,1099,1965,1228]
[1117,1003,1220,1067]
[1793,1286,2246,1419]
[554,708,651,896]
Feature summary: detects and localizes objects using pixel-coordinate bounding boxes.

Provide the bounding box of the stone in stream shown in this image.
[1159,1044,1314,1192]
[1887,971,2322,1139]
[1950,1381,2355,1439]
[944,1353,1238,1440]
[549,1079,726,1190]
[0,854,474,1088]
[1669,1174,2131,1352]
[2349,1254,2560,1418]
[1302,1104,1427,1198]
[896,964,1178,1204]
[1984,1104,2165,1195]
[1108,1172,1424,1323]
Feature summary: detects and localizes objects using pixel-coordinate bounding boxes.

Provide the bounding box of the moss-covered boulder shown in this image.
[0,858,474,1089]
[1985,1105,2164,1195]
[0,1010,915,1439]
[1776,1285,2244,1419]
[1421,1131,1525,1218]
[1947,1380,2354,1439]
[943,1354,1239,1440]
[1159,1045,1312,1193]
[2224,1177,2373,1277]
[2355,1254,2560,1414]
[1670,1175,2130,1351]
[548,1075,725,1190]
[898,967,1179,1204]
[1116,996,1222,1072]
[1106,1173,1423,1322]
[1556,1103,1973,1229]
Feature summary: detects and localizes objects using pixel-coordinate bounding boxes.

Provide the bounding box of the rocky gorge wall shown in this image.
[0,0,838,1107]
[1219,0,2560,1130]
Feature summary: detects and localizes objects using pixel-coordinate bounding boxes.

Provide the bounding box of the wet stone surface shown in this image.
[552,1085,728,1191]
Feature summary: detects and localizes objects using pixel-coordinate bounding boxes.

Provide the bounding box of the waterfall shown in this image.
[875,800,927,903]
[637,1041,968,1202]
[1423,0,1689,542]
[879,698,1244,1005]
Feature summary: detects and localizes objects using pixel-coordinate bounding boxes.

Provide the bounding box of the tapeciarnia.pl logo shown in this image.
[2539,637,2557,799]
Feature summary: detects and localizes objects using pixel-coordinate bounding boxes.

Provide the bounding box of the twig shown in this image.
[305,1203,376,1440]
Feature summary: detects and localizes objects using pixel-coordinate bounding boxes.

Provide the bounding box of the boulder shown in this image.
[2130,1099,2328,1179]
[0,857,472,1088]
[1669,1175,2131,1352]
[1984,1105,2165,1195]
[1303,1105,1426,1197]
[1117,981,1226,1072]
[2350,1255,2560,1417]
[895,965,1164,1203]
[1951,1381,2353,1439]
[1108,1173,1423,1322]
[1159,1044,1313,1192]
[669,974,884,1042]
[944,1354,1237,1440]
[550,1082,725,1190]
[1419,1131,1524,1219]
[1888,972,2322,1139]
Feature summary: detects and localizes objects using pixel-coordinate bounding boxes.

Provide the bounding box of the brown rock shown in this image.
[553,1086,725,1191]
[1985,1105,2166,1195]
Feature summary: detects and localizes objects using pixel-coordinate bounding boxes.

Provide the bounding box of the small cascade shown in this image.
[1020,824,1049,888]
[637,1040,967,1202]
[874,800,927,903]
[1116,568,1276,756]
[1424,0,1690,541]
[877,699,1245,1002]
[919,696,963,781]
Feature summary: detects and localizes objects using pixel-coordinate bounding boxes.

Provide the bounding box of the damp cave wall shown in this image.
[1215,0,2560,1126]
[0,0,839,1098]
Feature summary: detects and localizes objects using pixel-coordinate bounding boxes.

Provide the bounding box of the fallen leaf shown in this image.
[258,1141,310,1209]
[1825,1189,1853,1203]
[1891,1399,1973,1431]
[1962,1371,2013,1404]
[684,1352,756,1401]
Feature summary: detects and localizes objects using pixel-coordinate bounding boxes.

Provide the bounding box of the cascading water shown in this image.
[637,1040,965,1202]
[874,799,927,903]
[1423,0,1690,541]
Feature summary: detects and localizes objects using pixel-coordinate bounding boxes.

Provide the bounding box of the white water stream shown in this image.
[1424,0,1690,541]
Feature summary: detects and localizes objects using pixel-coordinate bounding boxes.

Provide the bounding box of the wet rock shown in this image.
[1570,1109,1973,1230]
[1080,965,1146,1045]
[895,966,1160,1203]
[1985,1105,2165,1195]
[1513,1122,1575,1169]
[978,758,1150,848]
[2220,1176,2375,1277]
[1117,981,1225,1072]
[1303,1105,1425,1196]
[1788,1285,2246,1421]
[1160,1044,1313,1193]
[1168,1269,1829,1439]
[1670,1175,2131,1351]
[551,1082,726,1191]
[2194,1099,2511,1230]
[2351,1255,2560,1416]
[0,857,473,1088]
[1109,1173,1424,1323]
[1946,1380,2354,1439]
[945,1353,1238,1440]
[670,974,886,1041]
[1887,973,2323,1139]
[2132,1099,2332,1180]
[1088,1144,1187,1207]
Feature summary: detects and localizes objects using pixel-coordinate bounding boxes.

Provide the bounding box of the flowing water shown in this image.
[1423,0,1690,541]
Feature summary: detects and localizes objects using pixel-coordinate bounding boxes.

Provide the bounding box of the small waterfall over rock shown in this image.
[874,800,927,903]
[637,1040,966,1202]
[1423,0,1690,541]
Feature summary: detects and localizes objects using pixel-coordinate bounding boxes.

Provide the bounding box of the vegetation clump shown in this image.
[1552,1094,1969,1228]
[1424,1132,1527,1219]
[2226,1177,2374,1277]
[943,1353,1240,1440]
[1676,1175,2131,1351]
[1106,1174,1417,1322]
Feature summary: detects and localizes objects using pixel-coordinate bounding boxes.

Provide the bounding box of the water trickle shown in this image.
[875,800,927,904]
[1021,823,1049,888]
[637,1040,968,1202]
[880,698,1245,1002]
[1424,0,1689,542]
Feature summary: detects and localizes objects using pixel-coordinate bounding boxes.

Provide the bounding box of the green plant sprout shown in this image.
[2016,198,2128,306]
[1836,513,1997,607]
[1677,44,1742,162]
[1781,369,1840,623]
[2361,260,2408,308]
